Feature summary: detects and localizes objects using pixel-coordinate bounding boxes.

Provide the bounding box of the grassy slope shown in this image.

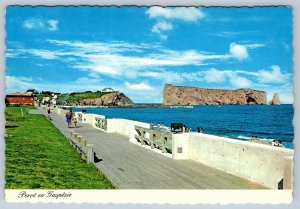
[58,92,109,103]
[5,107,115,189]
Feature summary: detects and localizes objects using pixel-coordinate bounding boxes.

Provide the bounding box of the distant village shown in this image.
[5,87,116,106]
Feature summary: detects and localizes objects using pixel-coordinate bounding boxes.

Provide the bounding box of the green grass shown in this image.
[60,91,109,103]
[5,106,115,189]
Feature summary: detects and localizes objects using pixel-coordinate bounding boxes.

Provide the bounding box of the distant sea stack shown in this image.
[163,84,267,105]
[269,93,281,105]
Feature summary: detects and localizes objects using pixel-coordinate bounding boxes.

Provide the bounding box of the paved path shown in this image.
[29,108,266,189]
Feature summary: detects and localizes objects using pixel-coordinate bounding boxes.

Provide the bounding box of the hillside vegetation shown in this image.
[58,91,110,103]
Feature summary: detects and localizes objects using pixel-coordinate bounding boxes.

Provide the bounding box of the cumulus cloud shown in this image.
[229,42,265,60]
[202,68,252,88]
[23,18,59,31]
[258,65,289,83]
[151,21,173,40]
[203,68,226,83]
[23,19,45,30]
[147,7,205,22]
[229,43,249,60]
[151,21,173,33]
[147,7,204,40]
[6,76,33,93]
[228,75,252,88]
[125,82,153,91]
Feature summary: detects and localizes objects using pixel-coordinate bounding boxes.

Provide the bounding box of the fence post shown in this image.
[141,130,145,145]
[81,138,87,148]
[162,135,167,153]
[77,136,82,144]
[87,144,94,164]
[150,133,154,149]
[73,133,78,140]
[70,130,74,138]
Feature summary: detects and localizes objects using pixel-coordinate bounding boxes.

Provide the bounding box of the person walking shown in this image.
[65,108,73,128]
[73,117,78,128]
[46,104,51,120]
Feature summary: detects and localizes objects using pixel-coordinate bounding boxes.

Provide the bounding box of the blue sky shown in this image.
[6,6,293,103]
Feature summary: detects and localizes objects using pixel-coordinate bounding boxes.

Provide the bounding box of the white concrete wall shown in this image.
[55,108,67,116]
[172,133,190,160]
[187,133,294,189]
[106,118,149,142]
[74,113,105,126]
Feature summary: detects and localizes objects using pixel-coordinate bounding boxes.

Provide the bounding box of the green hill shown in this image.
[58,91,110,103]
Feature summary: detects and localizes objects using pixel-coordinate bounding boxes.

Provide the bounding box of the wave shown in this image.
[237,135,251,140]
[236,135,281,143]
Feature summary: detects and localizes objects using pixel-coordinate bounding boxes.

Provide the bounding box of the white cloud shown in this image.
[229,43,249,60]
[202,68,252,88]
[48,20,58,31]
[203,68,226,83]
[125,82,153,91]
[23,19,45,30]
[28,49,60,59]
[258,65,290,84]
[23,18,59,31]
[74,77,102,85]
[229,42,265,60]
[228,75,252,88]
[245,43,265,49]
[152,21,173,33]
[147,7,204,40]
[6,76,33,93]
[6,75,106,95]
[147,7,205,22]
[36,40,230,78]
[8,40,283,92]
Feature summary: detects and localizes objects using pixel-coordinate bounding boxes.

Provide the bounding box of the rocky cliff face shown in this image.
[269,93,280,105]
[163,84,267,105]
[79,92,133,106]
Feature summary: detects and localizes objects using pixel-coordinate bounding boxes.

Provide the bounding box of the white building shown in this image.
[101,87,115,93]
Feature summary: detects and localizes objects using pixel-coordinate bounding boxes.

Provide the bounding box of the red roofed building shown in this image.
[5,92,34,105]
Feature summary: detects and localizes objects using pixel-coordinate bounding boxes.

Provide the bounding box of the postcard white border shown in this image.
[5,190,293,204]
[1,0,299,208]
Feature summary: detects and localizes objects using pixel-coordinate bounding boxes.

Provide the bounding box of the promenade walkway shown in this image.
[29,109,266,189]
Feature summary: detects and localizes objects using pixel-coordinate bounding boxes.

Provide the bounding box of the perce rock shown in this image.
[163,84,267,105]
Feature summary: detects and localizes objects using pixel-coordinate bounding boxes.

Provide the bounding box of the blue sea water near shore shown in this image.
[73,104,294,149]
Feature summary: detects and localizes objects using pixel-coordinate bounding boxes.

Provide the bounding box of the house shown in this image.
[42,97,51,104]
[5,92,34,105]
[101,87,115,93]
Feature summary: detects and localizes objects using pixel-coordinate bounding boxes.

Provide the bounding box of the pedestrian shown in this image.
[73,117,77,128]
[46,104,51,116]
[65,108,73,128]
[150,122,154,130]
[46,104,52,120]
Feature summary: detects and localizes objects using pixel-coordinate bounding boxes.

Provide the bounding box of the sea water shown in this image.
[73,104,294,149]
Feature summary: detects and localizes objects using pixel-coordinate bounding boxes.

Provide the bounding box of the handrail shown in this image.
[134,125,172,153]
[95,117,107,131]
